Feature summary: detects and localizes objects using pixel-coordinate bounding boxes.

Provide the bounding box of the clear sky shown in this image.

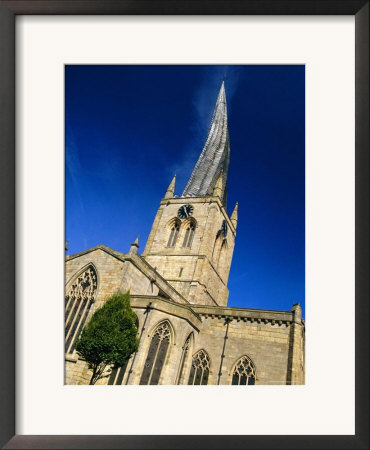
[66,65,305,316]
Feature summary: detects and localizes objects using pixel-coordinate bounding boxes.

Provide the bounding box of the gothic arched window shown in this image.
[65,264,97,353]
[182,221,196,248]
[108,362,128,385]
[140,321,171,385]
[231,355,256,385]
[188,350,210,385]
[177,333,193,384]
[167,219,180,247]
[109,314,139,385]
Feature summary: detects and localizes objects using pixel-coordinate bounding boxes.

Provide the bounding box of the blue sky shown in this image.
[66,65,305,316]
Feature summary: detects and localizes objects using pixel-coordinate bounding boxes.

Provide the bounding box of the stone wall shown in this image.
[195,315,290,385]
[66,247,126,305]
[65,248,304,386]
[143,196,236,306]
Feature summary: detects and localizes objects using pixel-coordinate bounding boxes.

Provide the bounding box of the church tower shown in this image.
[143,82,237,307]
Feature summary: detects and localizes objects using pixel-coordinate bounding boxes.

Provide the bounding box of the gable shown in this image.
[65,244,188,305]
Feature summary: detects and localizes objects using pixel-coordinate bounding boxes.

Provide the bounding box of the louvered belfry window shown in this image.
[231,356,256,385]
[140,321,171,385]
[167,222,180,247]
[182,222,195,248]
[65,265,97,353]
[188,350,210,385]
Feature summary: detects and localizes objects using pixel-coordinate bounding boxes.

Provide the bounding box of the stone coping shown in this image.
[66,244,125,262]
[130,295,202,331]
[66,244,189,306]
[191,304,300,326]
[129,252,189,305]
[130,296,303,328]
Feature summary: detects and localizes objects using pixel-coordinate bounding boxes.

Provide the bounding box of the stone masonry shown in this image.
[65,83,305,385]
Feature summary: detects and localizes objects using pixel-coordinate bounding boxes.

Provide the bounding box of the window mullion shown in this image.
[147,336,162,385]
[66,298,90,353]
[65,295,85,339]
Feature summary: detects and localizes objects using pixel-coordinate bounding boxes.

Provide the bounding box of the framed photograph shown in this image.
[0,1,368,449]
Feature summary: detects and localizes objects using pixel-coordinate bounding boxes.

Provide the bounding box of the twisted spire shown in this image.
[182,82,230,206]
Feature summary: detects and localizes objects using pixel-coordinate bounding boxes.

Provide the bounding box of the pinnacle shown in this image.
[164,174,176,199]
[129,235,139,254]
[231,202,238,228]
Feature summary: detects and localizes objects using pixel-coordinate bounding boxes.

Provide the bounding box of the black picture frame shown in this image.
[0,1,368,449]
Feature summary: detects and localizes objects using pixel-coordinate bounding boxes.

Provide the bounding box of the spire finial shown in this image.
[164,174,176,199]
[231,202,238,228]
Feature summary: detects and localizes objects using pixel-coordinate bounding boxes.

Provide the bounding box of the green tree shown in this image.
[75,292,139,385]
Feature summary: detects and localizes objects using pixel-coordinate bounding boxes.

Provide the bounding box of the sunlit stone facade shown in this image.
[65,84,305,385]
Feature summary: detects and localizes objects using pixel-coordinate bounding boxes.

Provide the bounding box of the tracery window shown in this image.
[231,355,256,385]
[140,321,171,385]
[182,221,196,248]
[109,314,139,385]
[188,350,210,385]
[167,220,180,247]
[108,361,128,385]
[65,265,97,353]
[177,333,192,384]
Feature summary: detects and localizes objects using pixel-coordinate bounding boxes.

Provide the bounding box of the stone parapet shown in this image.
[192,304,299,326]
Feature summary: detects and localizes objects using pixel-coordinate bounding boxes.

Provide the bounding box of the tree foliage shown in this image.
[75,292,139,385]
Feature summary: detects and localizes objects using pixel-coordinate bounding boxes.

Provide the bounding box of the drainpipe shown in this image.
[217,316,231,385]
[125,302,152,385]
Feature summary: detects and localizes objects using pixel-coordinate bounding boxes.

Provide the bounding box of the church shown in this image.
[65,82,305,385]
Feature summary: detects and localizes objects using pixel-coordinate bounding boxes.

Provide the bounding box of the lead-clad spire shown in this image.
[182,82,230,206]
